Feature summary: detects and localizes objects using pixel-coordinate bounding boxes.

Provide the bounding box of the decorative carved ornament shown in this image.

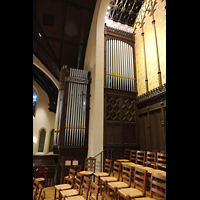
[136,83,166,103]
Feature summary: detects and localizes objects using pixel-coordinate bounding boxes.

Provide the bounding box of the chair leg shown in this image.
[54,188,56,200]
[114,187,117,200]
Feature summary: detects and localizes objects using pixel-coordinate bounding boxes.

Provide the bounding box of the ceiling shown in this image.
[106,0,144,27]
[33,0,97,112]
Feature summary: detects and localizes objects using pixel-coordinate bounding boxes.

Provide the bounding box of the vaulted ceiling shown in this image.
[106,0,144,26]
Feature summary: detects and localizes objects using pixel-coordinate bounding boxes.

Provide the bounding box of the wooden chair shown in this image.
[80,157,96,181]
[89,182,100,200]
[135,172,166,200]
[124,149,131,160]
[33,182,45,200]
[94,159,112,185]
[54,169,76,200]
[130,150,137,163]
[118,167,147,200]
[60,172,83,199]
[64,165,83,183]
[136,151,146,166]
[157,153,166,171]
[35,167,48,187]
[146,152,156,169]
[102,191,112,200]
[33,180,39,200]
[65,176,91,200]
[39,190,45,200]
[107,164,132,200]
[100,161,121,194]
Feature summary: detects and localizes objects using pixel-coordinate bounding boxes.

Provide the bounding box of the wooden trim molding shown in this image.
[136,83,166,106]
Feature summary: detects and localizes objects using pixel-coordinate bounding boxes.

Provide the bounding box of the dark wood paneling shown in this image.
[138,113,147,150]
[104,88,139,159]
[105,123,113,144]
[136,86,166,151]
[149,109,161,150]
[113,124,121,144]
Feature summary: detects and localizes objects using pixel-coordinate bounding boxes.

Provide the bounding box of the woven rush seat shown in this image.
[94,172,109,177]
[135,197,156,200]
[108,181,129,188]
[118,188,143,198]
[79,171,93,175]
[55,183,72,190]
[60,189,79,197]
[65,196,86,200]
[117,159,129,162]
[35,177,45,182]
[101,176,118,182]
[152,170,166,176]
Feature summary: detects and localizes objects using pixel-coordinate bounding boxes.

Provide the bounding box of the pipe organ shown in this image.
[54,67,90,148]
[104,25,139,157]
[106,39,135,91]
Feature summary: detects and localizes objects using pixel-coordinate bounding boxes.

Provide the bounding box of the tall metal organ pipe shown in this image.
[106,39,135,91]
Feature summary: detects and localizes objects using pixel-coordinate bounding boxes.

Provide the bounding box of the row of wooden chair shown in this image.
[55,169,100,200]
[122,150,166,170]
[33,178,45,200]
[59,157,166,200]
[100,162,166,200]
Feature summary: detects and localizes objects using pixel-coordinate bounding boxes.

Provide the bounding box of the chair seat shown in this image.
[35,177,45,182]
[65,195,85,200]
[101,176,117,182]
[80,171,93,175]
[108,181,129,189]
[60,189,79,197]
[55,184,72,191]
[118,188,143,198]
[94,172,109,177]
[135,198,156,200]
[117,159,129,162]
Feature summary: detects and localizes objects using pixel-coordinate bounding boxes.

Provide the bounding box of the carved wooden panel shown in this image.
[106,96,120,121]
[122,98,135,122]
[104,88,138,147]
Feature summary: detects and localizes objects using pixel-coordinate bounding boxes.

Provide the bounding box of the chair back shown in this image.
[66,169,76,187]
[130,150,137,163]
[89,182,99,200]
[43,167,48,178]
[102,191,111,200]
[150,172,166,199]
[104,159,112,175]
[121,164,132,187]
[113,161,121,181]
[136,151,146,166]
[84,158,96,173]
[80,176,91,199]
[37,183,44,200]
[33,179,39,200]
[146,151,156,169]
[157,152,166,170]
[124,149,131,160]
[40,190,45,200]
[73,172,83,194]
[133,167,147,196]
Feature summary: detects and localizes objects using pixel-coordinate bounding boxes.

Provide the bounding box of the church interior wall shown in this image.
[84,0,110,162]
[134,0,166,96]
[33,79,56,155]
